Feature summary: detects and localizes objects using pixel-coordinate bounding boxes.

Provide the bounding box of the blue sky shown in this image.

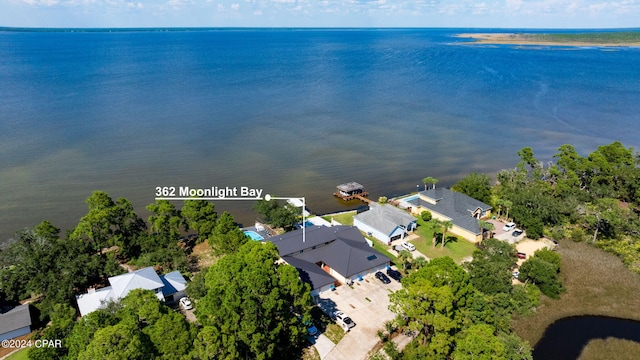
[1,0,639,28]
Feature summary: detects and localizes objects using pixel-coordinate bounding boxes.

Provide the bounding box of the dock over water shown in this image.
[334,182,370,202]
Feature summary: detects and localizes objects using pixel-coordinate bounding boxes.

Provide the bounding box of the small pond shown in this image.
[533,315,640,359]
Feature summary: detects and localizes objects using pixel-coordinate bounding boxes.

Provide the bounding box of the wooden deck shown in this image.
[333,191,371,202]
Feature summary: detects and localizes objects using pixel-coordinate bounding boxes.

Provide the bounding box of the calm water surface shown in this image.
[533,316,640,359]
[1,29,639,243]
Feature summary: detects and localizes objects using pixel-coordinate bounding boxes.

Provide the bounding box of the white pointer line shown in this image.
[155,197,263,201]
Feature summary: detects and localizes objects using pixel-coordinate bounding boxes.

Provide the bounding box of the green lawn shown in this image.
[411,235,477,263]
[410,217,477,263]
[328,211,357,226]
[324,323,346,344]
[5,348,29,360]
[369,237,398,263]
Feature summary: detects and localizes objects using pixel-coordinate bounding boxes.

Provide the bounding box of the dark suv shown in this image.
[386,268,403,282]
[375,271,391,284]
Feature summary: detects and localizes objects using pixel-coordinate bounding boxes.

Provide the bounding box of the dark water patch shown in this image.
[533,316,640,359]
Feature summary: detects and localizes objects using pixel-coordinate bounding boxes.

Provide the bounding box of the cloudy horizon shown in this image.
[1,0,639,29]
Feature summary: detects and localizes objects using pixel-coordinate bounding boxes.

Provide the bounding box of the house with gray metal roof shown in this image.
[401,188,492,243]
[269,226,390,297]
[0,304,32,341]
[353,203,417,244]
[76,267,188,316]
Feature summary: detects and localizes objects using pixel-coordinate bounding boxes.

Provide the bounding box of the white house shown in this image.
[76,267,187,317]
[353,203,417,244]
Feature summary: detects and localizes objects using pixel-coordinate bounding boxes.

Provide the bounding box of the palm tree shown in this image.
[478,220,495,240]
[441,220,453,248]
[431,219,442,247]
[412,256,428,270]
[397,250,413,273]
[503,200,512,221]
[422,177,439,191]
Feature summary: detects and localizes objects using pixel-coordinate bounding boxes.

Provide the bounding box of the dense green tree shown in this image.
[144,311,195,359]
[253,199,300,230]
[452,324,506,360]
[0,222,121,317]
[69,289,194,360]
[77,321,153,360]
[196,241,312,360]
[499,332,533,360]
[28,303,76,360]
[208,211,248,255]
[146,200,184,240]
[181,199,217,241]
[389,257,474,358]
[517,147,539,174]
[70,191,146,259]
[519,249,563,299]
[452,172,493,205]
[66,309,120,359]
[467,239,516,295]
[420,210,432,222]
[186,268,208,301]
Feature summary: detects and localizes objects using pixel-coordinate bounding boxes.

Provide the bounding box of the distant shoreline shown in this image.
[456,32,640,47]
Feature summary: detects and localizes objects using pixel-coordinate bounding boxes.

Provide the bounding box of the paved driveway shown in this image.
[310,334,336,359]
[389,235,430,261]
[489,219,525,244]
[317,274,402,360]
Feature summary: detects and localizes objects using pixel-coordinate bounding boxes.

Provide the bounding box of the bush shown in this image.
[421,211,432,222]
[570,228,587,242]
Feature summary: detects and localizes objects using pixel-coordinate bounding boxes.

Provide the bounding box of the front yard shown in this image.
[411,218,477,263]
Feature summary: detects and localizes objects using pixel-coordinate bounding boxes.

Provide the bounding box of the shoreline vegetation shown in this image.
[513,240,640,346]
[456,32,640,47]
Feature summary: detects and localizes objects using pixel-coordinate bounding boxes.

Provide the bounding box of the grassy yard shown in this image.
[301,345,321,360]
[411,236,477,263]
[327,211,357,226]
[324,323,346,344]
[310,306,345,344]
[5,348,29,360]
[410,218,477,263]
[512,240,640,352]
[368,235,398,263]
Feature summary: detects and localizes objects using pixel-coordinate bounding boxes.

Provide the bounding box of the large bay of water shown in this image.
[1,28,639,244]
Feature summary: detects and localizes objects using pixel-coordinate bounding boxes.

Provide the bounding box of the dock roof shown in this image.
[336,182,364,192]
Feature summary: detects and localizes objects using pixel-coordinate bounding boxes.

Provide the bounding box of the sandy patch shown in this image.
[455,33,640,47]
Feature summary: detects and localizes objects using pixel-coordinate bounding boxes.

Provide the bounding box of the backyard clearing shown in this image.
[515,239,555,263]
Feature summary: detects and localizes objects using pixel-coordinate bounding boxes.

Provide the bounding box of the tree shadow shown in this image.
[312,297,339,332]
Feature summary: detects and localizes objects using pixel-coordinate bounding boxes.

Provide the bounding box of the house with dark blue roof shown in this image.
[402,188,492,243]
[268,226,390,298]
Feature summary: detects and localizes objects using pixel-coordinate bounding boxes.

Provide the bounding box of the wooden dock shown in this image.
[333,191,370,202]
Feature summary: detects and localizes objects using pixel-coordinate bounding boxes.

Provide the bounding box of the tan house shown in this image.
[401,188,492,243]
